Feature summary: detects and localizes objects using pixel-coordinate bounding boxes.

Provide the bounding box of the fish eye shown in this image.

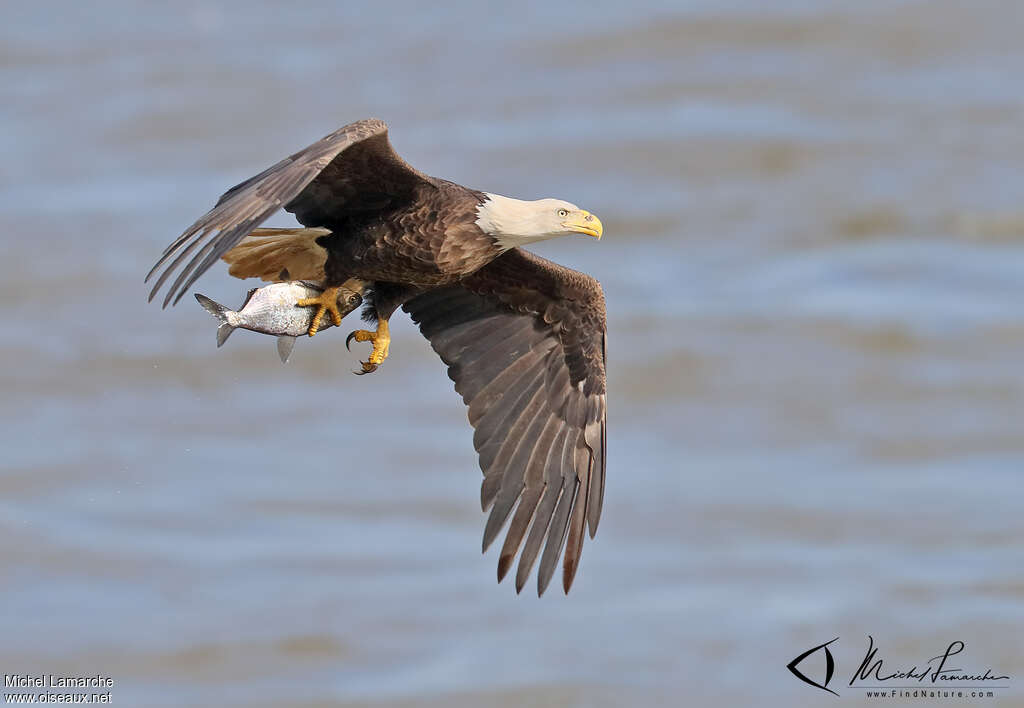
[557,209,568,217]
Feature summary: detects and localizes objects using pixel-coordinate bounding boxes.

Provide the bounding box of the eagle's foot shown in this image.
[346,319,391,375]
[296,286,343,337]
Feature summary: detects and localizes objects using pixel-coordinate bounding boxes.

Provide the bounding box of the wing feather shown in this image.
[476,368,546,509]
[147,118,433,306]
[563,438,593,592]
[537,475,578,595]
[482,388,554,547]
[515,425,576,593]
[404,249,607,595]
[587,415,607,536]
[495,413,562,580]
[473,354,546,456]
[516,483,565,593]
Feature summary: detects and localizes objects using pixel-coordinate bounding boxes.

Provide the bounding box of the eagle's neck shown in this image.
[475,193,559,251]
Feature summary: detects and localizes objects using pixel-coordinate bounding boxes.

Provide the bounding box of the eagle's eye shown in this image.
[557,209,569,217]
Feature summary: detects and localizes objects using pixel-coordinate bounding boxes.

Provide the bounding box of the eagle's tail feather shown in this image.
[221,227,330,282]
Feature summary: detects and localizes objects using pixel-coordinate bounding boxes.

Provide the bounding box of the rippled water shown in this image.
[2,1,1023,705]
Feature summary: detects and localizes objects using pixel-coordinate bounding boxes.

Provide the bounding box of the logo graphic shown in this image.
[787,637,839,696]
[787,636,1009,698]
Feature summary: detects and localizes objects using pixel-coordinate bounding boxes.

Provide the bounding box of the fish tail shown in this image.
[194,293,236,347]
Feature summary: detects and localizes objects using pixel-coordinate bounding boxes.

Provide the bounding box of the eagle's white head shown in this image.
[476,194,603,250]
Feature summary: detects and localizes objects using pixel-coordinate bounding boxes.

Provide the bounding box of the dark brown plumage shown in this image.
[405,250,606,594]
[147,118,607,595]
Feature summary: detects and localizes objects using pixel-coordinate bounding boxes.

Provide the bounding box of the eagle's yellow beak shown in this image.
[563,210,603,239]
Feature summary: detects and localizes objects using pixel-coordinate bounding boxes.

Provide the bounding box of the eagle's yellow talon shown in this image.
[346,319,391,373]
[296,286,343,336]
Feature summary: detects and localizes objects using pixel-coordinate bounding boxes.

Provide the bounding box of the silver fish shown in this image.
[195,281,363,363]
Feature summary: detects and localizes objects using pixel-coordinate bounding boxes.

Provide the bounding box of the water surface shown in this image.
[2,1,1023,705]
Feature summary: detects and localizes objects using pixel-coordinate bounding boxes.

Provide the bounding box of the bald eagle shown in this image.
[147,119,607,595]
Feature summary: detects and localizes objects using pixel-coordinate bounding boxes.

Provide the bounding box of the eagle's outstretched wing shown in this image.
[146,118,433,306]
[404,249,607,596]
